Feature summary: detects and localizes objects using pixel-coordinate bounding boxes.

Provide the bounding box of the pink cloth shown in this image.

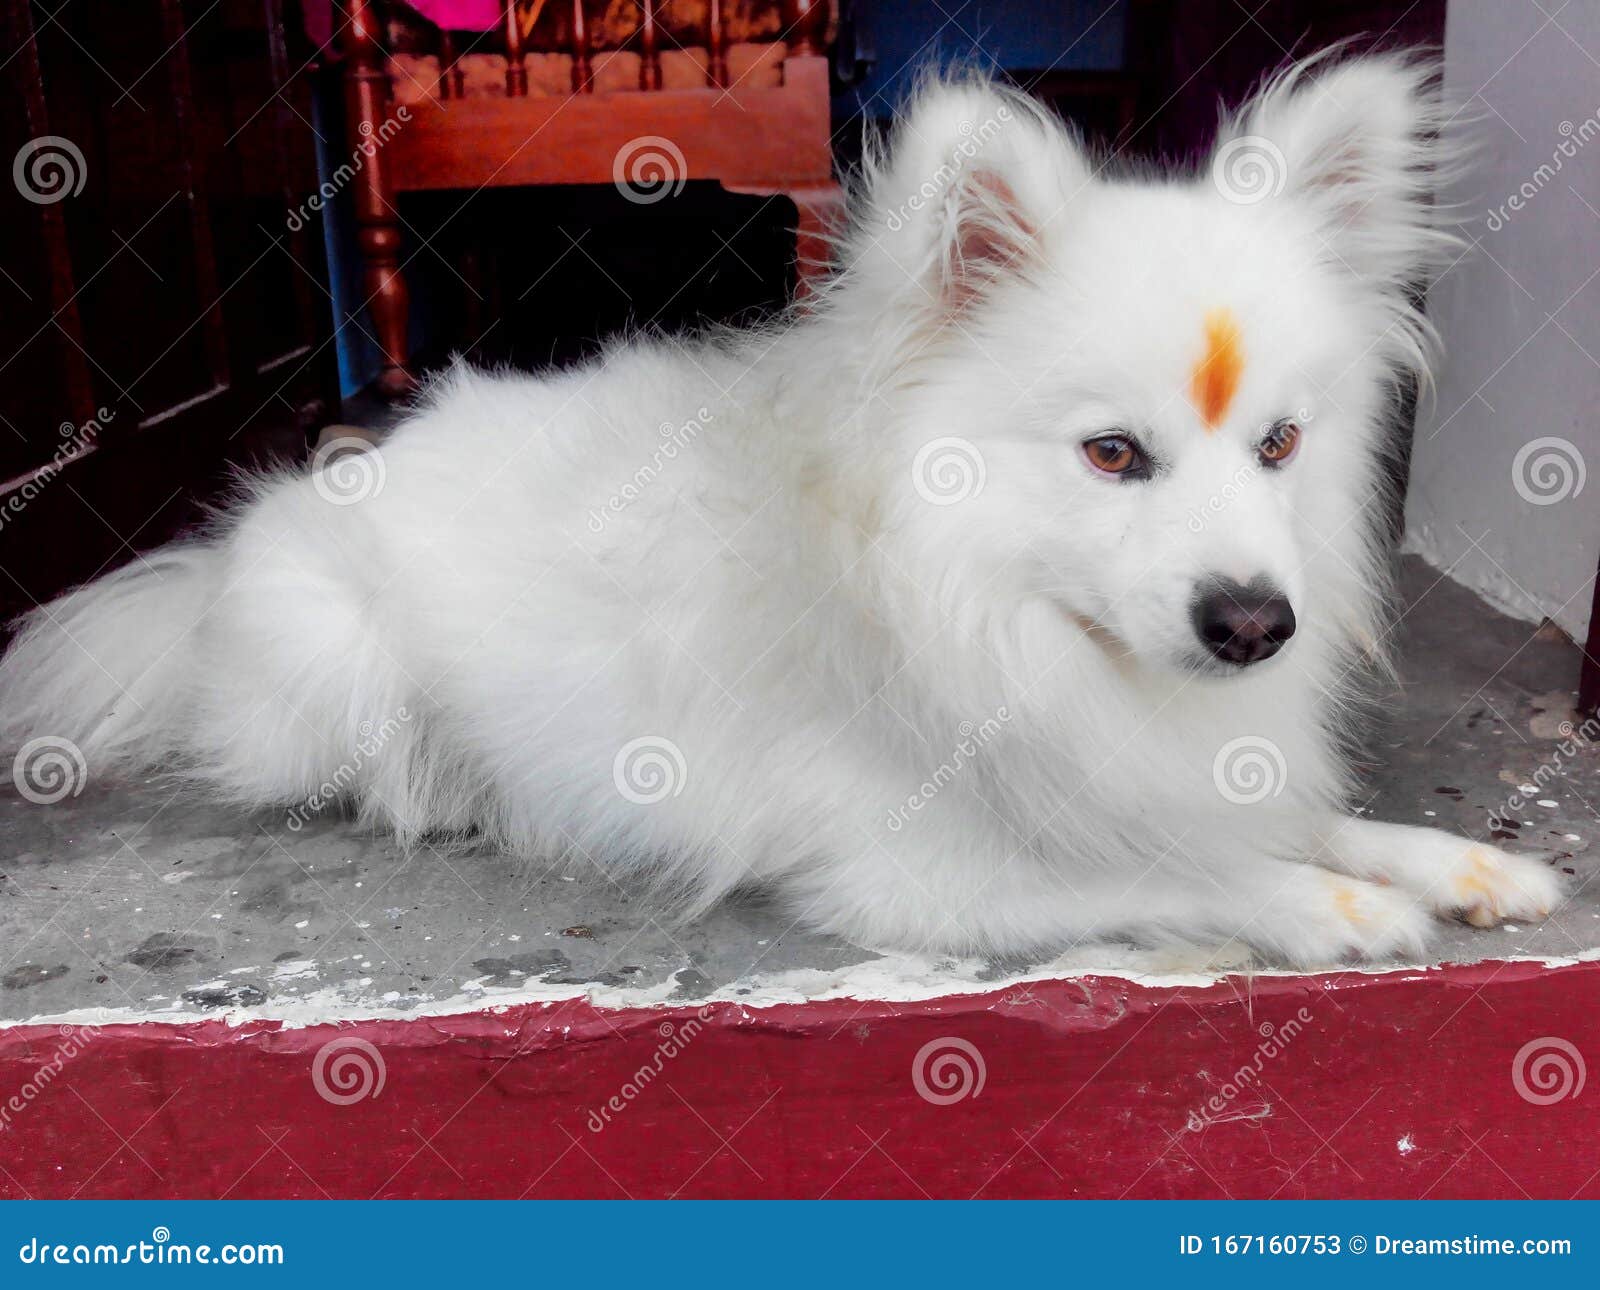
[302,0,504,44]
[404,1,504,28]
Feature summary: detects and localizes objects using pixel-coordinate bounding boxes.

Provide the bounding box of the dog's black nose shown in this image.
[1191,578,1296,666]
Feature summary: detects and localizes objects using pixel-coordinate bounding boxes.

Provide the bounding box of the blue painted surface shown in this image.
[0,1201,1590,1286]
[838,0,1128,117]
[310,79,433,399]
[310,81,377,399]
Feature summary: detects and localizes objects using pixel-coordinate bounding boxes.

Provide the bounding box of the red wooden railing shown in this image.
[469,1,830,99]
[639,0,661,91]
[336,0,840,395]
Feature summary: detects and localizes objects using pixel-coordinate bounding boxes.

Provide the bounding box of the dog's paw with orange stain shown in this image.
[1248,869,1435,966]
[1444,843,1563,929]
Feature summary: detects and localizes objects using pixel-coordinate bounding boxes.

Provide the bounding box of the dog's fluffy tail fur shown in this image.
[0,486,454,842]
[0,544,218,769]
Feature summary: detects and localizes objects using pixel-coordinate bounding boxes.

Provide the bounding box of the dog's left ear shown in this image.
[1219,53,1453,288]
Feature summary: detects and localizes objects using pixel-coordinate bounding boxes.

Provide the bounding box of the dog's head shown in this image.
[841,54,1455,679]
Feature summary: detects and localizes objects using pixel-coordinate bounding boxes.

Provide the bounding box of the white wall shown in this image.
[1405,0,1600,641]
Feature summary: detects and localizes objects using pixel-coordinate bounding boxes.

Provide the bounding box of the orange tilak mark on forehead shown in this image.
[1189,308,1245,431]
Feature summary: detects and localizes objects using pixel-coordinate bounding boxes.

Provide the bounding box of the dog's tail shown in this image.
[0,543,217,774]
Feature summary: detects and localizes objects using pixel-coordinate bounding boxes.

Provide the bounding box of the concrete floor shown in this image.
[3,556,1598,1023]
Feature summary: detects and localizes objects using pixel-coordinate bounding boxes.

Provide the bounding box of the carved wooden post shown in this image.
[341,0,414,396]
[706,0,728,87]
[781,0,827,57]
[638,0,661,91]
[570,0,593,92]
[438,27,465,98]
[504,0,528,95]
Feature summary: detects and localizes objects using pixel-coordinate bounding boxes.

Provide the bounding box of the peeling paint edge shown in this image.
[5,945,1598,1033]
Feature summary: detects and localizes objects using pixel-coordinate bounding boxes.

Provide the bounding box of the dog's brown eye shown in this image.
[1259,420,1301,466]
[1083,435,1146,478]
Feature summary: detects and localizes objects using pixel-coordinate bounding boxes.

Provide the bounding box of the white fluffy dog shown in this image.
[0,52,1562,966]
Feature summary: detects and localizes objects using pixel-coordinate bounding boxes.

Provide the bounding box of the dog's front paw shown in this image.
[1438,842,1563,929]
[1318,821,1565,935]
[1243,869,1435,967]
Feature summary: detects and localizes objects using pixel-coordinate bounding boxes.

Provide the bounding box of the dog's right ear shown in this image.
[857,79,1082,316]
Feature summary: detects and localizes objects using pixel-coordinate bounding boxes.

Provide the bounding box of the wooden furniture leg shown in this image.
[781,0,829,56]
[505,0,529,95]
[342,0,415,398]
